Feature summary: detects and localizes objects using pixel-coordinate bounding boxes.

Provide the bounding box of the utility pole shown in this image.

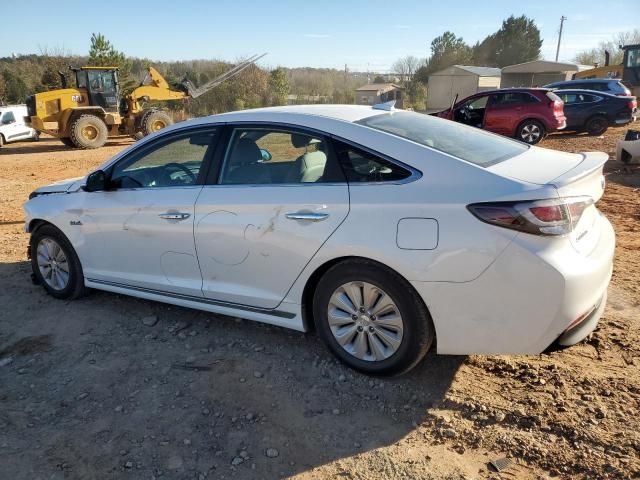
[555,16,567,62]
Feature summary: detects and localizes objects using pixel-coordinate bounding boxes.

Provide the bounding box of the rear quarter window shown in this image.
[357,111,528,167]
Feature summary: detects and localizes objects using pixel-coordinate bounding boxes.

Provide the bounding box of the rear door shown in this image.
[194,124,349,309]
[484,93,514,135]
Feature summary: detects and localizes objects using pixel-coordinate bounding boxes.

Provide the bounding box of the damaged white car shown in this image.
[24,104,615,375]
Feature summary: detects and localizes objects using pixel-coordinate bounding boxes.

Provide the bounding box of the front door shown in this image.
[79,128,219,296]
[194,125,350,309]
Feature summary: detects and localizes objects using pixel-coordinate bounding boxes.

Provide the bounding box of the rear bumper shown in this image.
[413,212,615,355]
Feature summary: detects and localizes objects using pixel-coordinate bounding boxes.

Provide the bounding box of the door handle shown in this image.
[159,212,191,220]
[285,212,329,222]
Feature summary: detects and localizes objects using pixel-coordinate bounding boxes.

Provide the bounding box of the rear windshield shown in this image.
[356,111,527,167]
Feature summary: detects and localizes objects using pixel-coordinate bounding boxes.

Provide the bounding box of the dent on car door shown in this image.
[194,125,350,310]
[79,128,219,296]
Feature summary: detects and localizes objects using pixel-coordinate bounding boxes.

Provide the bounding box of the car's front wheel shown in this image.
[30,224,87,299]
[517,119,545,145]
[313,259,434,376]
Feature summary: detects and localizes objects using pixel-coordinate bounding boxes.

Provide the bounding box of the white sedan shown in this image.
[24,104,615,375]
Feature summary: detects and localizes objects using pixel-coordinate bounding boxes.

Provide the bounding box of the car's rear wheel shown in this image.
[313,259,434,376]
[517,119,545,145]
[30,224,87,300]
[585,115,608,136]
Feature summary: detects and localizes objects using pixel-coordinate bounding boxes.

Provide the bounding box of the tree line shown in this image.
[0,33,368,115]
[390,15,542,108]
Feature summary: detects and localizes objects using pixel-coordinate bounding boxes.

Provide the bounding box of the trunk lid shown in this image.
[551,151,608,255]
[488,148,608,255]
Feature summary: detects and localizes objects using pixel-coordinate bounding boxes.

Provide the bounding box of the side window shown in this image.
[110,129,217,189]
[493,92,538,105]
[220,128,342,185]
[2,111,16,123]
[559,93,575,104]
[334,141,412,183]
[581,94,600,103]
[467,96,488,109]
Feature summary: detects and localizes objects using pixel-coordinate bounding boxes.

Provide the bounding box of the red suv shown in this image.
[436,88,566,145]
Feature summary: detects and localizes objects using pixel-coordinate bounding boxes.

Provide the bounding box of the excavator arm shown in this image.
[126,54,267,114]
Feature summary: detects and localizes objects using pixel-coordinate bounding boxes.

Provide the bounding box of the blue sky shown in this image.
[1,0,637,71]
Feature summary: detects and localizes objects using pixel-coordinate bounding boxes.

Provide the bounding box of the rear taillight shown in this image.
[467,197,594,236]
[553,100,564,115]
[628,98,637,110]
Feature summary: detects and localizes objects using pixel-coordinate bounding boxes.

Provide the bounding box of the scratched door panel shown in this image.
[194,185,349,309]
[79,187,204,296]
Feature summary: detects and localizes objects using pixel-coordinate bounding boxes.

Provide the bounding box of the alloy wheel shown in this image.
[327,281,404,361]
[520,123,541,143]
[36,238,70,291]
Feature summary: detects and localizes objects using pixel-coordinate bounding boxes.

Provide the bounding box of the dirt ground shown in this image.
[0,127,638,480]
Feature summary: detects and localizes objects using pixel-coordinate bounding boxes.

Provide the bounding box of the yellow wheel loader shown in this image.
[26,53,265,149]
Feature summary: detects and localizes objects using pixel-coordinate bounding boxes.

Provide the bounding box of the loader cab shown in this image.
[74,67,120,112]
[622,44,640,91]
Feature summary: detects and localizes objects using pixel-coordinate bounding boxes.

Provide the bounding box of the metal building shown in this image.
[500,60,591,87]
[355,83,404,108]
[427,65,501,110]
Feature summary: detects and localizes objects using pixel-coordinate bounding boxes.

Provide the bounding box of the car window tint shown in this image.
[493,92,537,105]
[111,130,216,189]
[357,111,527,167]
[333,141,412,183]
[2,111,16,123]
[220,128,342,185]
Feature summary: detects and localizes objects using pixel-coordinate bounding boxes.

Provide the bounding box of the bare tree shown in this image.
[574,28,640,66]
[392,56,423,85]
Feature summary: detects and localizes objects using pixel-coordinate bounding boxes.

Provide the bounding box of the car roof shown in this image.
[551,79,618,84]
[207,104,388,123]
[553,89,623,98]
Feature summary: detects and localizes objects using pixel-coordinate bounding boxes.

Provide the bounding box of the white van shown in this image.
[0,105,39,146]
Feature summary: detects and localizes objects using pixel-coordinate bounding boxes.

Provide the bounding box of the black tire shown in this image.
[69,114,108,149]
[30,224,87,300]
[140,110,173,136]
[60,137,76,148]
[313,259,434,376]
[0,134,4,147]
[585,115,608,136]
[516,119,546,145]
[32,131,40,142]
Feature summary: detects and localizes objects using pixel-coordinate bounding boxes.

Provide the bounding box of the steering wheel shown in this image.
[164,162,197,183]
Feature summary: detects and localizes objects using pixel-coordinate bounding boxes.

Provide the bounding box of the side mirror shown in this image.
[259,148,272,162]
[84,170,107,192]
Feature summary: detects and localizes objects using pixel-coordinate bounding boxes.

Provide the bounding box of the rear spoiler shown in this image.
[549,152,608,186]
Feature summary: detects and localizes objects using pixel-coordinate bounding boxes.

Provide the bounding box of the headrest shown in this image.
[231,138,262,165]
[291,133,311,148]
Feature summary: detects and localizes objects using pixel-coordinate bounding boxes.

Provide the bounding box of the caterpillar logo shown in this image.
[71,95,84,102]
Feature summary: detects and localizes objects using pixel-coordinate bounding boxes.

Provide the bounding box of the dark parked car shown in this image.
[553,90,637,135]
[436,88,566,145]
[545,78,632,96]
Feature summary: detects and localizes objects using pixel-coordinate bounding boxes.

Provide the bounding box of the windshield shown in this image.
[87,71,117,95]
[626,47,640,67]
[356,111,528,167]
